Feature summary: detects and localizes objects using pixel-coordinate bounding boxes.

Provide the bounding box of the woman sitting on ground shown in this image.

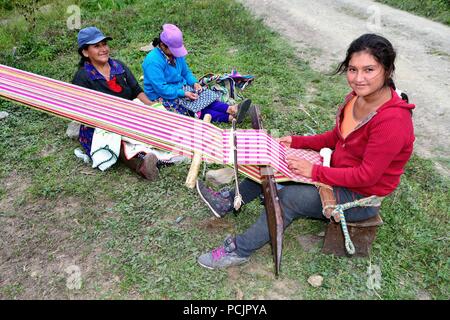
[142,24,251,124]
[196,33,415,269]
[72,26,161,180]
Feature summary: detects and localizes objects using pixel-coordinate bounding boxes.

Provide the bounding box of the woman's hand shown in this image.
[193,83,203,93]
[286,155,313,178]
[276,136,292,148]
[137,92,156,106]
[185,91,199,100]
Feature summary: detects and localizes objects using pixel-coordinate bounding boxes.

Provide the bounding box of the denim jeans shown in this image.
[232,178,379,258]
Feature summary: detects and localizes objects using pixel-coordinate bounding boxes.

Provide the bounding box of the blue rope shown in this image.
[334,205,355,255]
[324,196,383,255]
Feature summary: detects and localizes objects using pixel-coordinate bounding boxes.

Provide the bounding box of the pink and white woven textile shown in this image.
[0,64,322,184]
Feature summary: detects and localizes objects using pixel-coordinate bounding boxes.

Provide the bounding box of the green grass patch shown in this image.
[376,0,450,25]
[0,0,448,300]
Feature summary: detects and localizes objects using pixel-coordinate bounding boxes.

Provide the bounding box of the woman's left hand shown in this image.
[286,155,313,178]
[193,83,202,93]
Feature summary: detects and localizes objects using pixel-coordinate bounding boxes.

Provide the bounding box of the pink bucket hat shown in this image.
[160,24,188,57]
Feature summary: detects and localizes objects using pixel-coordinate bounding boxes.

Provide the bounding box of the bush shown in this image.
[376,0,450,25]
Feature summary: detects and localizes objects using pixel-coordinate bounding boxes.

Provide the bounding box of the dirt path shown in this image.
[240,0,450,176]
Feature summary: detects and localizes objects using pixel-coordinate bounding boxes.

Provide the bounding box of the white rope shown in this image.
[231,119,242,210]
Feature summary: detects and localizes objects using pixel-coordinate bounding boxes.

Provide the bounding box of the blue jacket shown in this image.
[142,47,198,101]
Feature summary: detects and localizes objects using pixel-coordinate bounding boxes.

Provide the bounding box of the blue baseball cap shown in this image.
[77,27,112,49]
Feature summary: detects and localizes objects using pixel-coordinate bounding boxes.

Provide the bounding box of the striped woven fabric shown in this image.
[0,64,322,184]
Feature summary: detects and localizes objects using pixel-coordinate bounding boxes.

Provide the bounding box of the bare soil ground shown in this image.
[0,172,118,299]
[240,0,450,176]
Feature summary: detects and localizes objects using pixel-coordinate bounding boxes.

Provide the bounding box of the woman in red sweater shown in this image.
[196,34,415,269]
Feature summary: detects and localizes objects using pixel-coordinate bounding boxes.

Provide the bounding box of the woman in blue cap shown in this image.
[72,26,160,180]
[142,24,251,123]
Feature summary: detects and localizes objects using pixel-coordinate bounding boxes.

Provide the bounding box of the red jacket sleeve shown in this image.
[290,126,339,151]
[312,114,408,187]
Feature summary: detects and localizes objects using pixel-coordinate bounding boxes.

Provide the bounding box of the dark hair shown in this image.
[152,36,161,47]
[152,24,165,47]
[335,33,396,88]
[77,45,90,68]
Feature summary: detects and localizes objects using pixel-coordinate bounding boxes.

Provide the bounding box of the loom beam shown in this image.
[250,106,284,276]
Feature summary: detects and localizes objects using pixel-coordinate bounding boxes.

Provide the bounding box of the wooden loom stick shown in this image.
[185,114,212,188]
[250,105,284,276]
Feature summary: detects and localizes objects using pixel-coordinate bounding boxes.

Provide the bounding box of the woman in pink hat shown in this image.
[142,24,251,123]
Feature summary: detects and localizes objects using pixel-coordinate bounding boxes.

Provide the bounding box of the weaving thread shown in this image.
[0,64,321,184]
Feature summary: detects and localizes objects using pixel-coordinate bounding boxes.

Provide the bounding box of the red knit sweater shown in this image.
[291,88,415,196]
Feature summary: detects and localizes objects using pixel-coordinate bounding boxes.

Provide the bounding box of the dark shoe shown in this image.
[197,235,249,269]
[156,159,175,170]
[196,180,233,218]
[235,99,252,124]
[138,153,159,181]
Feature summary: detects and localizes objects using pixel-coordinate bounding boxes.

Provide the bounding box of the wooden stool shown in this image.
[321,214,383,257]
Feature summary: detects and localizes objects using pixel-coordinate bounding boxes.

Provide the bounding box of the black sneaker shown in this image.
[156,159,175,170]
[196,180,233,218]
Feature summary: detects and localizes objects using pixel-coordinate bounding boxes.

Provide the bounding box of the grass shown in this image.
[376,0,450,26]
[0,0,449,300]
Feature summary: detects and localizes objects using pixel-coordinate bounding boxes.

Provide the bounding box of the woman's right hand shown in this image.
[185,91,199,100]
[276,136,292,148]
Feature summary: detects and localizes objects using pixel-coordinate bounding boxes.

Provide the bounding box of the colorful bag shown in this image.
[199,68,255,105]
[178,85,220,113]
